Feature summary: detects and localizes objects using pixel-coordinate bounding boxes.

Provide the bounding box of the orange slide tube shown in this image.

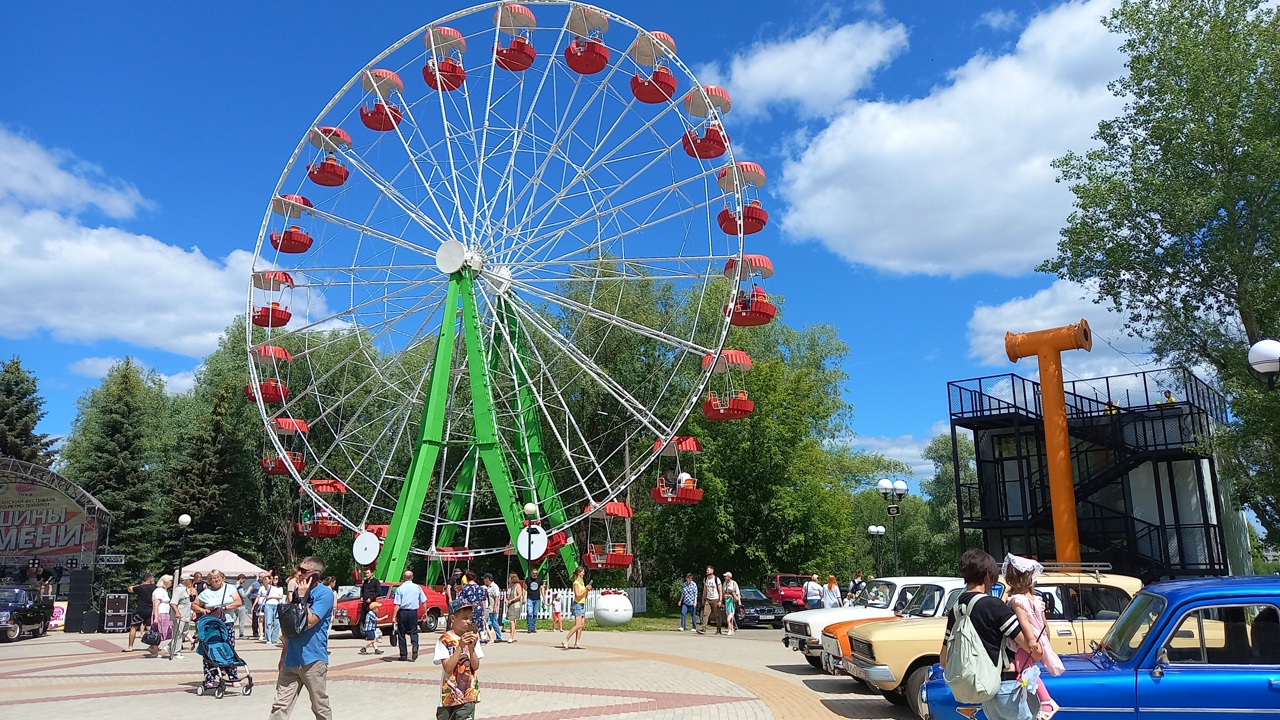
[1004,319,1092,564]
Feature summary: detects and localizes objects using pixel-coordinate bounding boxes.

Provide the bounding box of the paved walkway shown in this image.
[0,626,912,719]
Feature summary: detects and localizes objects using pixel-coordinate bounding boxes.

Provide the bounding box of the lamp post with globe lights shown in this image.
[867,525,886,576]
[1249,339,1280,390]
[523,502,538,574]
[877,478,909,575]
[176,513,192,582]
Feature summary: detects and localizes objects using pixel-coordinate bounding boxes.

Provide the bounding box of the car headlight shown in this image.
[919,681,929,719]
[0,611,10,623]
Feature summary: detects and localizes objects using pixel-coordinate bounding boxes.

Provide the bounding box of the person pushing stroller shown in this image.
[193,569,252,695]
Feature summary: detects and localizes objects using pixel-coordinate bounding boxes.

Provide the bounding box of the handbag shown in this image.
[278,590,311,639]
[141,628,162,646]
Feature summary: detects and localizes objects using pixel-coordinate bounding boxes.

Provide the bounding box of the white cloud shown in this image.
[0,127,255,358]
[978,9,1020,31]
[852,420,953,478]
[69,356,120,378]
[67,356,197,395]
[967,278,1153,379]
[775,0,1125,276]
[0,128,149,219]
[699,21,908,120]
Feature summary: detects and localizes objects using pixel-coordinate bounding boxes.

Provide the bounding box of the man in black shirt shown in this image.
[125,573,156,652]
[359,567,381,625]
[939,550,1039,720]
[523,567,543,633]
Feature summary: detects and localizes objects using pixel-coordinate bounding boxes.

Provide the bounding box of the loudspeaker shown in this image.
[67,569,93,608]
[103,593,128,633]
[63,610,83,633]
[83,609,101,633]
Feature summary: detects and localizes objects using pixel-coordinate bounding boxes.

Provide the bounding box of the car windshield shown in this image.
[1099,591,1166,663]
[0,588,27,604]
[778,576,806,588]
[740,587,767,601]
[854,581,896,609]
[901,585,946,617]
[337,586,360,601]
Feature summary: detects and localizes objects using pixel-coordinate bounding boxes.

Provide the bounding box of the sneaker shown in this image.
[374,649,384,655]
[359,648,368,655]
[727,630,734,636]
[677,627,684,632]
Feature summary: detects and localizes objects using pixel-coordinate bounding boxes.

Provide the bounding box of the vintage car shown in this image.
[0,585,54,641]
[332,581,448,638]
[736,586,785,628]
[847,570,1143,717]
[819,579,968,675]
[783,576,956,669]
[765,573,810,613]
[923,575,1280,719]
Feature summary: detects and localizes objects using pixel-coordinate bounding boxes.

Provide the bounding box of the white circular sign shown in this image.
[352,531,381,566]
[516,526,549,561]
[436,240,466,274]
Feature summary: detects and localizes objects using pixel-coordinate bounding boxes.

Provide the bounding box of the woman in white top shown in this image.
[150,575,173,657]
[261,574,285,644]
[192,570,243,688]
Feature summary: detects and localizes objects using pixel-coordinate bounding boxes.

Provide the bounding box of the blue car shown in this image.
[923,575,1280,719]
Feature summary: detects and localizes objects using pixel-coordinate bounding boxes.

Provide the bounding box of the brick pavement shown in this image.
[0,626,912,719]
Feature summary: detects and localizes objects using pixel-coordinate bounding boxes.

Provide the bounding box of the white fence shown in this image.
[520,587,646,620]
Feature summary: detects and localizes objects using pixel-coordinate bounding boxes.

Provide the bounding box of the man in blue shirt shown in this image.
[269,556,333,720]
[393,569,427,662]
[679,573,699,632]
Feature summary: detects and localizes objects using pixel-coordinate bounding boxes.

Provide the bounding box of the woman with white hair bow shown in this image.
[1003,554,1065,720]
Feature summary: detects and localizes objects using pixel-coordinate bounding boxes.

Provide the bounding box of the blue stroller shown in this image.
[194,615,254,698]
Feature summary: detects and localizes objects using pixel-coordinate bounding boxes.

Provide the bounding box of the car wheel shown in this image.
[37,621,48,637]
[772,622,784,630]
[805,654,823,669]
[0,625,19,642]
[881,688,908,706]
[906,666,930,718]
[421,610,440,632]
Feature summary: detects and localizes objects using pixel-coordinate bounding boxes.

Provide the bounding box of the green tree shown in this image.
[0,357,56,466]
[60,358,172,587]
[917,431,982,575]
[1041,0,1280,533]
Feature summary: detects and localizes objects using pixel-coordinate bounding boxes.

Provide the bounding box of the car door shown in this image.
[1071,584,1134,654]
[1135,601,1280,718]
[1035,583,1080,655]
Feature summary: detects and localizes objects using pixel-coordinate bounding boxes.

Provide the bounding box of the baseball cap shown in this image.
[482,573,493,580]
[724,572,732,578]
[450,599,475,614]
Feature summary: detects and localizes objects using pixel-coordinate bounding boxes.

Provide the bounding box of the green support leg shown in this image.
[376,275,462,582]
[425,448,477,586]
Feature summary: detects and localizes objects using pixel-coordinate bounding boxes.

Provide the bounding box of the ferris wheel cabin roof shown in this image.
[717,161,766,192]
[361,68,404,96]
[703,349,753,373]
[495,2,536,32]
[685,85,732,118]
[426,26,466,55]
[567,5,608,35]
[309,126,351,151]
[629,30,677,66]
[252,344,293,364]
[654,436,704,456]
[269,417,309,435]
[271,194,312,218]
[309,478,348,494]
[723,254,773,280]
[252,270,295,291]
[584,501,634,518]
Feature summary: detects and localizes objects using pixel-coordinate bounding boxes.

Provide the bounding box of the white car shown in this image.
[818,578,967,676]
[780,576,957,669]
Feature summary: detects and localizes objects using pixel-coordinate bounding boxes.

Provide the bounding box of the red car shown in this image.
[765,573,809,613]
[332,582,448,638]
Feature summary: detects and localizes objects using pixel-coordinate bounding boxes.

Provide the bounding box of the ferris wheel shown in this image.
[244,1,778,584]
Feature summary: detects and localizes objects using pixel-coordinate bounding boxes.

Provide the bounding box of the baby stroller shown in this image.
[194,615,254,698]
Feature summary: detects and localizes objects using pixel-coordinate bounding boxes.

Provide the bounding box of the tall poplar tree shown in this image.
[0,357,56,465]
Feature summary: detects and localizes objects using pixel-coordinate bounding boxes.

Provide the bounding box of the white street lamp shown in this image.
[1249,339,1280,389]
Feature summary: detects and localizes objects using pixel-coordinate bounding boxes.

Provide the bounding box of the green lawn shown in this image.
[513,611,686,632]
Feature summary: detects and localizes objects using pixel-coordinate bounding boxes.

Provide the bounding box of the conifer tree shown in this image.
[0,357,56,466]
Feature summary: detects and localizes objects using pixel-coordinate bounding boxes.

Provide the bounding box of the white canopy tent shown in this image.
[179,550,267,579]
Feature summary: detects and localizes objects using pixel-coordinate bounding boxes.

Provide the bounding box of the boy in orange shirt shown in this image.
[434,600,484,719]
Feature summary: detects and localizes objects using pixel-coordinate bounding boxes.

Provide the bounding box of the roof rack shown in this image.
[1038,562,1112,579]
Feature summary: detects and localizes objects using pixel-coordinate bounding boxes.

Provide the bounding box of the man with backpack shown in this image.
[939,549,1041,720]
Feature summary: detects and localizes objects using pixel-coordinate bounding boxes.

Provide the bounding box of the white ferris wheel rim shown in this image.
[245,0,755,558]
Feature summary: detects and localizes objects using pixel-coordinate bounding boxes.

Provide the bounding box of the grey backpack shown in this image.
[943,595,1006,703]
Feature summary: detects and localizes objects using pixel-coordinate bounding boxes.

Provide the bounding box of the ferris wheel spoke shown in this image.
[477,285,608,504]
[269,272,448,343]
[512,98,688,249]
[307,205,437,260]
[332,145,455,247]
[503,291,673,440]
[501,162,721,266]
[503,274,711,356]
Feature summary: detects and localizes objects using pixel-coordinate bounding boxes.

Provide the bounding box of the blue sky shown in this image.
[0,0,1157,478]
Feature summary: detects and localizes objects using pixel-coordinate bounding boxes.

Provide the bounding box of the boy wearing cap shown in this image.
[435,601,484,720]
[360,602,384,655]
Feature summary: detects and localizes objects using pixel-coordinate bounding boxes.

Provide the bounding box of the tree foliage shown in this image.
[0,357,56,466]
[1041,0,1280,535]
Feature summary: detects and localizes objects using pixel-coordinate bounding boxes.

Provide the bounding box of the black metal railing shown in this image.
[1064,368,1228,424]
[949,374,1044,419]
